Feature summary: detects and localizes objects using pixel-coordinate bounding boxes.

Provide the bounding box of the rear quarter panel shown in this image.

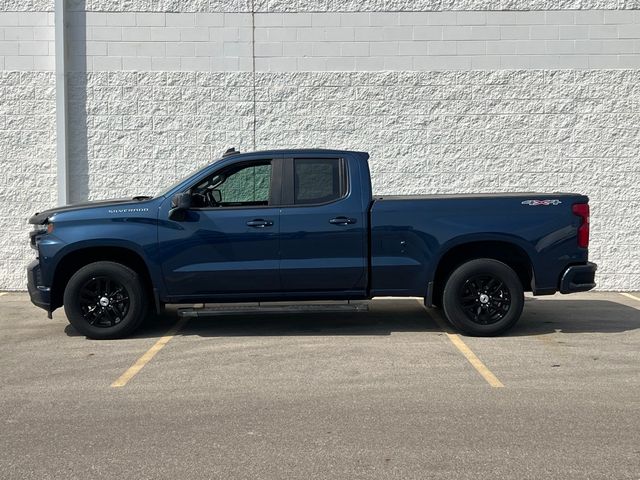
[369,195,588,296]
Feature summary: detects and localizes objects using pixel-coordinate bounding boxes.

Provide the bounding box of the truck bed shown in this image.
[368,191,589,297]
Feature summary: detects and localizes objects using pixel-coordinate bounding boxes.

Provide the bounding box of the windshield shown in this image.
[154,160,219,198]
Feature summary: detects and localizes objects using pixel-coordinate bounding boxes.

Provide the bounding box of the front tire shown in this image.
[63,261,147,339]
[442,258,524,336]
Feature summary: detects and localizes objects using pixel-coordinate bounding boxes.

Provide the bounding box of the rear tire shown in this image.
[63,261,147,339]
[442,258,524,336]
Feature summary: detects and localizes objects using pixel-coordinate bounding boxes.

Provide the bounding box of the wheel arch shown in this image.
[428,238,535,307]
[51,244,155,311]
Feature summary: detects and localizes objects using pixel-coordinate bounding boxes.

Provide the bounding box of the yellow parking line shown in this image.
[619,292,640,303]
[427,307,504,388]
[111,317,188,388]
[0,292,7,297]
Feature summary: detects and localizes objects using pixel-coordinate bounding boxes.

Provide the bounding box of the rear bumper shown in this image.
[559,262,597,294]
[27,259,51,312]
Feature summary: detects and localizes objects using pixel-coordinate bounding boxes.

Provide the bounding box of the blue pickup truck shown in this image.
[28,149,596,339]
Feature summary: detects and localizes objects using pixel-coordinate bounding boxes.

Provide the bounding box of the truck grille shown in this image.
[33,263,43,285]
[29,231,38,250]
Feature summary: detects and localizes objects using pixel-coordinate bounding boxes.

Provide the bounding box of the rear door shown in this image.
[278,154,367,293]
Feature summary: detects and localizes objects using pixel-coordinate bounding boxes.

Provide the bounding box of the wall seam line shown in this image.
[251,0,257,151]
[54,0,69,206]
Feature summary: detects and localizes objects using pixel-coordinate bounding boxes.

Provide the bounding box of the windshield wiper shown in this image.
[132,195,152,201]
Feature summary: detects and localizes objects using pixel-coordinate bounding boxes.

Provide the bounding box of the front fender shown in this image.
[38,214,165,302]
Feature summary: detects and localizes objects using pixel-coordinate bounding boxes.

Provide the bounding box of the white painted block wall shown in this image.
[0,9,57,289]
[0,1,638,291]
[62,10,640,71]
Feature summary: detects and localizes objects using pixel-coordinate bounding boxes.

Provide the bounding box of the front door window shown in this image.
[191,161,273,208]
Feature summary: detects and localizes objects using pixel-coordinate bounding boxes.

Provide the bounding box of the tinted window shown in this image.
[192,161,272,208]
[219,164,271,204]
[294,158,344,205]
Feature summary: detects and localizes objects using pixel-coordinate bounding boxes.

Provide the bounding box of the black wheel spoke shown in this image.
[489,281,504,295]
[85,306,99,325]
[460,274,511,326]
[77,275,130,329]
[109,287,123,299]
[485,278,496,291]
[111,304,122,319]
[101,307,110,326]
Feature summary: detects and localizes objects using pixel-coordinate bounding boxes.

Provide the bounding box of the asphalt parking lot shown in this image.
[1,292,639,480]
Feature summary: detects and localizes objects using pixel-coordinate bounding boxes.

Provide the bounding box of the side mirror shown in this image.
[171,192,192,210]
[169,192,191,221]
[210,189,222,204]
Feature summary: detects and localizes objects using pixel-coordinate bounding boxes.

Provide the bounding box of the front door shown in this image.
[278,155,367,293]
[158,157,282,297]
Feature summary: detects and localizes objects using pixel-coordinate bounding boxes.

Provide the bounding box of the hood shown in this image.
[29,197,153,224]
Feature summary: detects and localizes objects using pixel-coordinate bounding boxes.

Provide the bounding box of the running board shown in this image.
[178,302,369,318]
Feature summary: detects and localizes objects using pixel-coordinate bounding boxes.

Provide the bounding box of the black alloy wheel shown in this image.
[78,276,130,328]
[64,261,148,339]
[442,258,524,336]
[459,274,511,325]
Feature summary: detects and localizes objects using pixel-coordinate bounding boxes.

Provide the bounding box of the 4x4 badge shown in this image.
[521,200,562,206]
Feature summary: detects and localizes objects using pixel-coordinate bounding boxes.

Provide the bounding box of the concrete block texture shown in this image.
[0,70,615,292]
[59,0,640,12]
[0,1,54,11]
[2,0,640,12]
[0,71,56,290]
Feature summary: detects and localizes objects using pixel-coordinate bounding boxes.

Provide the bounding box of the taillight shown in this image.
[572,203,590,248]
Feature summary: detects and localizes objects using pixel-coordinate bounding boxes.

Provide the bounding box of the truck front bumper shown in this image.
[559,262,597,294]
[27,259,51,313]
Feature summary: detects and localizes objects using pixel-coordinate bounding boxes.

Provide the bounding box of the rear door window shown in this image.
[293,158,345,205]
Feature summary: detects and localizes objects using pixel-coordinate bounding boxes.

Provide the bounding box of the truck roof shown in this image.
[220,148,369,160]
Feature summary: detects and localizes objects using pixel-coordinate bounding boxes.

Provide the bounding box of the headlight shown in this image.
[33,223,54,234]
[30,222,53,250]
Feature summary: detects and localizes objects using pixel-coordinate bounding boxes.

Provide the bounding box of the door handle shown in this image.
[329,216,357,226]
[246,219,273,228]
